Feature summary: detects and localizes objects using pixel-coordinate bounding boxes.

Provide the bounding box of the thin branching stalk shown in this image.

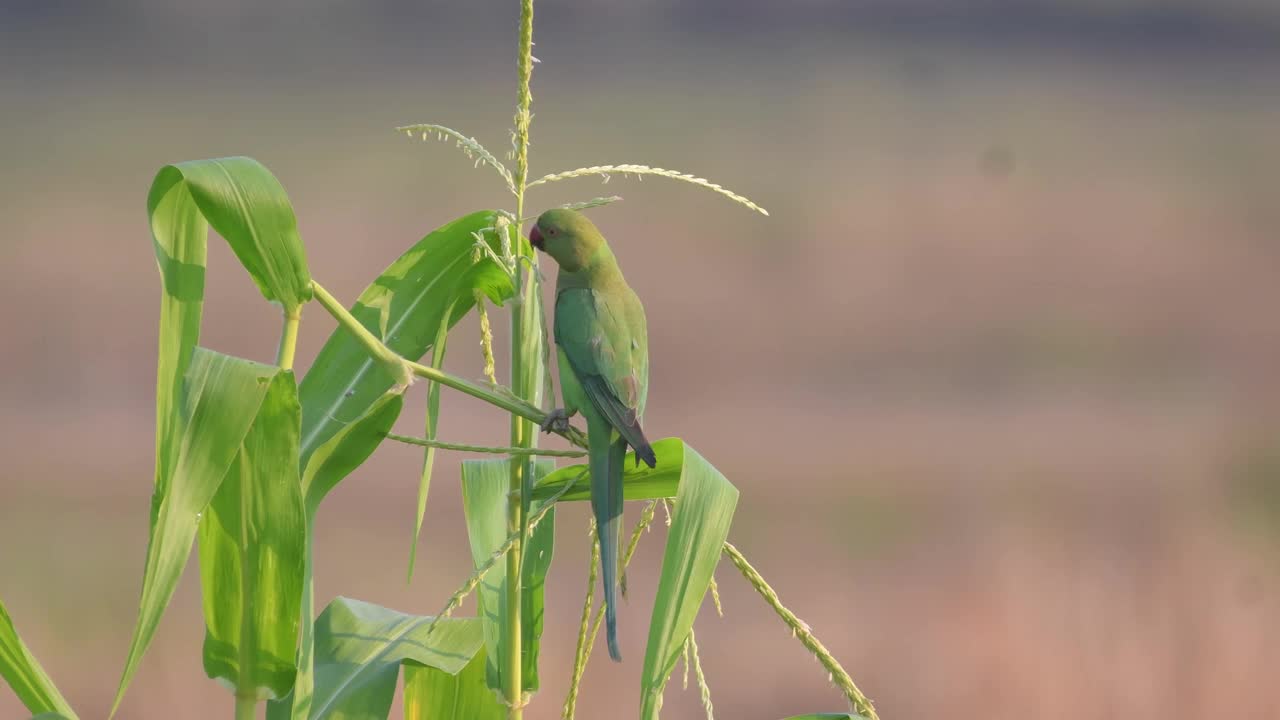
[474,228,517,277]
[681,637,690,690]
[688,629,714,720]
[722,541,878,720]
[512,4,534,210]
[387,434,585,457]
[527,164,768,216]
[475,292,498,384]
[396,123,516,193]
[562,520,600,720]
[707,574,723,617]
[553,195,623,214]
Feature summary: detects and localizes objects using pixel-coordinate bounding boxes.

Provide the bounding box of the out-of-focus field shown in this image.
[3,7,1280,719]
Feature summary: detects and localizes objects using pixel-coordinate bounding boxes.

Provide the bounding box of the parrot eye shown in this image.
[547,228,557,236]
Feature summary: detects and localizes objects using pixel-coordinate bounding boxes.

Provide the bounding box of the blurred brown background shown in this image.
[3,1,1280,718]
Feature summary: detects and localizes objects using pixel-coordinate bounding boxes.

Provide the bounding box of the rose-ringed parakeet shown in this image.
[530,208,656,662]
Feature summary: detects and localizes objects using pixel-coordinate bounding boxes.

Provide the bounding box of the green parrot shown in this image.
[530,208,656,662]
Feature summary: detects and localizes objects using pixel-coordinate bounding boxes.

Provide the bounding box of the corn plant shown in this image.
[0,2,879,719]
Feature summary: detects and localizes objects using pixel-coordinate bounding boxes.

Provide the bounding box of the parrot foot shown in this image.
[540,408,571,434]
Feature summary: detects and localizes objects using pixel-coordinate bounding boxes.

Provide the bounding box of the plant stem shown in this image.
[308,279,592,445]
[235,694,256,720]
[505,1,538,717]
[309,281,412,387]
[721,542,879,720]
[410,355,584,441]
[407,356,584,445]
[276,308,300,370]
[387,433,586,457]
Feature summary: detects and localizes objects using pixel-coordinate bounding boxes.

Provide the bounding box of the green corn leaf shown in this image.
[402,647,503,720]
[460,458,556,695]
[532,438,738,718]
[267,391,406,720]
[198,370,306,701]
[303,598,485,720]
[639,443,739,720]
[145,157,311,595]
[298,211,513,468]
[530,437,685,503]
[113,349,282,716]
[0,599,77,719]
[301,392,406,514]
[118,155,315,715]
[150,157,312,313]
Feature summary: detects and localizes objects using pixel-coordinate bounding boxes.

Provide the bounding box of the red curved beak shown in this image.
[529,224,545,250]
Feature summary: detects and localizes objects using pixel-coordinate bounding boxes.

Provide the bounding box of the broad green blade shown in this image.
[402,648,503,720]
[120,155,313,715]
[460,459,556,695]
[113,349,281,715]
[531,437,685,503]
[151,157,312,312]
[640,444,739,720]
[0,600,77,719]
[301,392,406,514]
[305,598,484,720]
[198,371,306,701]
[268,392,406,720]
[298,211,513,468]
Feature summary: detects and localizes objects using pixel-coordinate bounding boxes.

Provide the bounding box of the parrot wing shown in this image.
[555,286,655,467]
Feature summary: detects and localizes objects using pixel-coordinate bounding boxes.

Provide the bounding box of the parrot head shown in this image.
[529,208,606,272]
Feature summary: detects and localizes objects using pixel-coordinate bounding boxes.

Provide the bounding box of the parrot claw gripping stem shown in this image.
[540,408,571,434]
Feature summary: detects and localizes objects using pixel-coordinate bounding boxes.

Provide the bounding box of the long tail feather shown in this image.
[632,435,656,468]
[590,421,628,662]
